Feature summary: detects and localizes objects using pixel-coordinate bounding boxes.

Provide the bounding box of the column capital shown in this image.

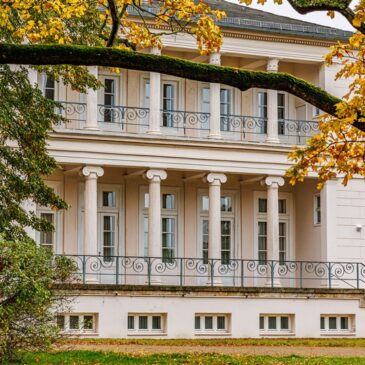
[262,176,285,188]
[209,52,221,66]
[205,172,227,185]
[267,58,279,72]
[145,169,167,182]
[81,166,104,179]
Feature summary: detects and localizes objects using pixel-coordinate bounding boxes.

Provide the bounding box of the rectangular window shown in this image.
[258,221,267,264]
[217,316,226,330]
[152,316,161,330]
[195,314,230,334]
[103,191,116,207]
[202,196,209,211]
[278,199,287,214]
[103,78,116,123]
[277,92,285,135]
[43,74,55,100]
[221,196,232,212]
[162,217,176,262]
[128,316,134,330]
[162,194,175,210]
[83,315,94,330]
[314,194,321,225]
[260,315,293,334]
[128,314,166,334]
[202,219,209,264]
[220,88,231,131]
[258,198,267,213]
[40,212,55,252]
[320,315,354,334]
[221,220,231,265]
[205,316,213,330]
[257,91,267,133]
[69,315,80,330]
[139,316,148,330]
[56,315,65,330]
[102,215,116,261]
[162,83,175,127]
[201,87,210,114]
[279,222,286,264]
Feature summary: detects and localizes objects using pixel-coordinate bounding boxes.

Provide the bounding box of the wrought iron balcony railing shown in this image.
[160,110,210,131]
[98,105,149,128]
[57,101,87,122]
[56,255,365,289]
[278,118,320,144]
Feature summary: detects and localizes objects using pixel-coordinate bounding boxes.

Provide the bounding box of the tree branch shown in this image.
[0,43,355,129]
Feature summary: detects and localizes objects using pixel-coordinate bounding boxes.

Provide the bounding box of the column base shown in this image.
[265,137,280,143]
[208,133,222,140]
[147,130,162,135]
[265,279,281,288]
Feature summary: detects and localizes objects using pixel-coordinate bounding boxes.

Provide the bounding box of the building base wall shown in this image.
[58,285,365,338]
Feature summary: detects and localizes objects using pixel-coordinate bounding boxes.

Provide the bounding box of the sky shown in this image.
[226,0,358,31]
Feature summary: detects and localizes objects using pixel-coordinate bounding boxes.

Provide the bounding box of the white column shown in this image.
[85,66,99,130]
[263,176,284,262]
[209,53,222,139]
[81,166,104,258]
[266,59,280,143]
[28,67,38,87]
[148,47,162,134]
[145,169,167,257]
[206,173,227,285]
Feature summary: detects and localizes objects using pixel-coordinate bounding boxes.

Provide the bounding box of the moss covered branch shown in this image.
[0,43,349,128]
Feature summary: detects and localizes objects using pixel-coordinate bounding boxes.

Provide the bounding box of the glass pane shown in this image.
[152,316,161,330]
[220,196,232,212]
[320,317,325,330]
[162,194,175,209]
[144,193,149,209]
[278,199,286,214]
[144,80,150,107]
[83,315,93,330]
[202,196,209,211]
[217,316,226,330]
[205,316,213,330]
[70,315,79,330]
[340,317,348,330]
[143,216,148,257]
[329,317,337,330]
[103,191,116,207]
[258,198,267,213]
[56,315,65,330]
[202,88,210,114]
[40,213,54,249]
[195,316,201,330]
[221,221,231,235]
[268,317,276,330]
[139,316,148,330]
[128,316,134,330]
[258,221,267,236]
[104,79,115,94]
[259,316,264,330]
[280,317,289,330]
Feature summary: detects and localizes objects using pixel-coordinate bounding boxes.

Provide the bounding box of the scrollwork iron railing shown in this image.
[55,255,365,289]
[98,105,149,128]
[220,115,267,136]
[160,110,210,132]
[58,101,87,122]
[278,118,320,144]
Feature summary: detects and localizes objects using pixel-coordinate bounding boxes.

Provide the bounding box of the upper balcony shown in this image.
[40,55,322,147]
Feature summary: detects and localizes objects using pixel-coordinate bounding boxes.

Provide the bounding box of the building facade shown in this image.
[26,2,365,337]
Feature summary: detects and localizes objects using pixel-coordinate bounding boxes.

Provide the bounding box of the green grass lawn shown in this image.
[62,337,365,347]
[6,352,365,365]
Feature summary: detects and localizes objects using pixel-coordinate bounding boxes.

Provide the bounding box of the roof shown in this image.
[206,0,353,41]
[129,0,353,42]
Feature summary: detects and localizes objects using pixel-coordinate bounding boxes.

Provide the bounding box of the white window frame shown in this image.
[194,313,231,335]
[36,181,63,254]
[254,192,294,264]
[313,193,321,226]
[127,313,167,336]
[197,189,239,263]
[57,313,98,335]
[139,186,182,259]
[98,75,120,124]
[40,73,58,101]
[320,315,355,335]
[259,314,294,336]
[77,183,124,256]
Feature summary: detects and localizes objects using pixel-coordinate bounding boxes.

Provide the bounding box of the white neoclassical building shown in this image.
[27,1,365,338]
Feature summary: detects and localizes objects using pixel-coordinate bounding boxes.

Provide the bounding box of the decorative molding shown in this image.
[267,58,279,72]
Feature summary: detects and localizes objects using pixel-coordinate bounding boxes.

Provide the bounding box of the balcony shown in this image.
[56,102,319,145]
[58,254,365,289]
